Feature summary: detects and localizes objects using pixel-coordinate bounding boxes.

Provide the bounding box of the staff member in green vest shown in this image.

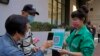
[59,7,94,56]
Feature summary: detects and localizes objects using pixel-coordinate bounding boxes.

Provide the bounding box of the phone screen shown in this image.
[47,32,54,40]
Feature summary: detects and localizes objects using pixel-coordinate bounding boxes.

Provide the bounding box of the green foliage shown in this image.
[30,22,71,31]
[30,22,57,31]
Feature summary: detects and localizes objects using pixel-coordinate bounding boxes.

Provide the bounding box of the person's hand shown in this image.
[42,40,53,48]
[59,49,83,56]
[33,37,40,44]
[40,40,53,51]
[33,47,39,52]
[58,49,69,55]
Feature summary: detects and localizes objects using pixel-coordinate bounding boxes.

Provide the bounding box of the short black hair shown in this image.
[5,14,28,36]
[71,5,89,23]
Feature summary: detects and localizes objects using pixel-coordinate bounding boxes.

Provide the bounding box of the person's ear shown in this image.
[13,32,21,41]
[22,11,29,17]
[22,11,25,14]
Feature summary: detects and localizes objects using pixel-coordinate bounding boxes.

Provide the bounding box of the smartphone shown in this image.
[47,32,54,40]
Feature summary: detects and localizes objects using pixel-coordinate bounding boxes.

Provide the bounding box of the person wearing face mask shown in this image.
[17,4,40,56]
[0,14,53,56]
[70,5,89,34]
[22,4,39,23]
[58,6,94,56]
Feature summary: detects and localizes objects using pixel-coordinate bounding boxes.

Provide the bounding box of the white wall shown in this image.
[0,0,49,35]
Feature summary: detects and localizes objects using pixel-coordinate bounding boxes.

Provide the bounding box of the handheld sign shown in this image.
[51,29,65,50]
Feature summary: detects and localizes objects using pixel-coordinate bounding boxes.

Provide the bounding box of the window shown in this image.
[48,0,66,26]
[0,0,9,4]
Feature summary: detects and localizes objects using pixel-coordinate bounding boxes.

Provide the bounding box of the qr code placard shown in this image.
[53,36,60,44]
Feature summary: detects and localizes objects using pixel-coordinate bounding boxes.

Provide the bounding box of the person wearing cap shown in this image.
[21,4,39,24]
[18,4,40,56]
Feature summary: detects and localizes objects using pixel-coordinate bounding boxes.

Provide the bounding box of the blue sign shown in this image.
[52,29,65,50]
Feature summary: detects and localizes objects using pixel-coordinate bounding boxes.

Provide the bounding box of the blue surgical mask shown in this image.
[28,15,35,24]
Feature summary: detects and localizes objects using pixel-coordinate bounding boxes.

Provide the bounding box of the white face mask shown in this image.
[28,15,35,24]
